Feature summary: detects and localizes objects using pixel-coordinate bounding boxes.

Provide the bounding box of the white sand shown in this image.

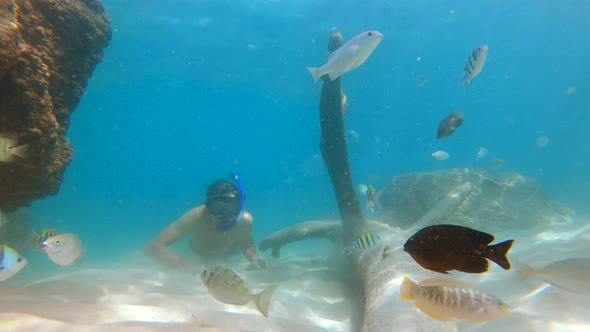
[1,219,590,331]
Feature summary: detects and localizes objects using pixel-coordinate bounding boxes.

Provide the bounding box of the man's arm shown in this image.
[238,212,269,268]
[144,209,195,270]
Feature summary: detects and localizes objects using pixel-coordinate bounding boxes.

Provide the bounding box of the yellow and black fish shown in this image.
[352,233,381,252]
[31,228,57,249]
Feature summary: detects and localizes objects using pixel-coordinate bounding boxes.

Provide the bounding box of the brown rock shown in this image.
[0,0,111,211]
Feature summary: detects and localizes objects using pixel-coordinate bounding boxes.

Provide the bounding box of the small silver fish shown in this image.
[365,184,376,211]
[201,266,278,317]
[307,30,383,83]
[461,45,488,86]
[401,276,510,322]
[42,233,84,266]
[416,75,429,88]
[432,150,449,161]
[0,245,28,282]
[0,135,30,162]
[514,258,590,294]
[476,147,488,160]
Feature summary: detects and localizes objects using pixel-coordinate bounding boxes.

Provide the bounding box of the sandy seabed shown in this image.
[1,218,590,332]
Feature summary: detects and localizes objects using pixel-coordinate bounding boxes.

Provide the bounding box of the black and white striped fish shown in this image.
[461,45,488,86]
[344,233,381,255]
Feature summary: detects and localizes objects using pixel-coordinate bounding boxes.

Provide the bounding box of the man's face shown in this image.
[207,196,241,225]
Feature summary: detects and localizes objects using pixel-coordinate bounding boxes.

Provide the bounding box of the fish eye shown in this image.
[368,32,373,36]
[17,258,22,263]
[55,240,61,245]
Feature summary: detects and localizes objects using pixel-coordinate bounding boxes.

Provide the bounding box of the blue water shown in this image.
[29,0,590,262]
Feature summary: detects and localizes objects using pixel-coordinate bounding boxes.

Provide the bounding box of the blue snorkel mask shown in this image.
[217,172,246,232]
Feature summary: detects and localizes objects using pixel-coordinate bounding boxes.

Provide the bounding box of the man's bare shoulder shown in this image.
[241,211,254,224]
[176,205,207,227]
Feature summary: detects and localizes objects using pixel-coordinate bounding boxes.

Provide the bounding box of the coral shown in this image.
[0,0,111,211]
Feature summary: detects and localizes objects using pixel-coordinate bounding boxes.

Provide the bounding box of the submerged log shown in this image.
[315,32,453,331]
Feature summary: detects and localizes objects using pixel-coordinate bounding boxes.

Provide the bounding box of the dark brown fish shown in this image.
[403,224,514,274]
[437,112,464,139]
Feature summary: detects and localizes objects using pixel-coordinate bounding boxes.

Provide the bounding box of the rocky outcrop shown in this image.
[378,168,575,230]
[0,0,111,211]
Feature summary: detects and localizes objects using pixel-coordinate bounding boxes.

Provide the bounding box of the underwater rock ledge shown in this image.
[0,0,111,211]
[379,168,575,230]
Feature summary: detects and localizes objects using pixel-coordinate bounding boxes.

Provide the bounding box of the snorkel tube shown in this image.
[218,172,246,232]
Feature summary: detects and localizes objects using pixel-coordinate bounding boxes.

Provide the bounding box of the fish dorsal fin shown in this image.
[251,284,278,318]
[418,277,475,289]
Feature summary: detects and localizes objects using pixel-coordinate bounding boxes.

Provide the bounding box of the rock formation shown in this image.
[0,0,111,211]
[378,168,575,230]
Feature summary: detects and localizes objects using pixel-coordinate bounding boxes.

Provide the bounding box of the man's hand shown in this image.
[251,257,272,269]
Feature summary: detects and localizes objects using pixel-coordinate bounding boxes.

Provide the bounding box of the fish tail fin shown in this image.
[252,284,278,318]
[486,239,514,270]
[400,276,417,301]
[306,67,322,83]
[9,143,30,159]
[341,245,355,256]
[512,258,537,282]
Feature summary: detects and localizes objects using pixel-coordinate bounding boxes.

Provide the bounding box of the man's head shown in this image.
[204,180,242,227]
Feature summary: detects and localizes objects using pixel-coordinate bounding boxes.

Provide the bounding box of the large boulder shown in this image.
[0,0,111,211]
[378,168,575,230]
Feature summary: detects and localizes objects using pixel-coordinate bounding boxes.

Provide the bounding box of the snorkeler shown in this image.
[144,173,270,273]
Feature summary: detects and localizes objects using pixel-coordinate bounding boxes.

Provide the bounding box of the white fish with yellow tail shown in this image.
[513,258,590,294]
[400,276,510,322]
[0,245,28,282]
[42,233,84,266]
[307,30,383,83]
[432,150,449,161]
[461,45,488,86]
[0,135,30,162]
[201,265,278,317]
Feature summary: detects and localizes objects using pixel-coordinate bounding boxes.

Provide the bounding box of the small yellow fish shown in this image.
[490,158,504,169]
[0,245,28,282]
[461,46,488,86]
[344,233,382,255]
[201,266,277,317]
[31,228,57,249]
[42,233,84,266]
[0,135,30,162]
[400,276,510,322]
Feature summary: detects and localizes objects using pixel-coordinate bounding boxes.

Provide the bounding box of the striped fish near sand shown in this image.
[400,276,510,322]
